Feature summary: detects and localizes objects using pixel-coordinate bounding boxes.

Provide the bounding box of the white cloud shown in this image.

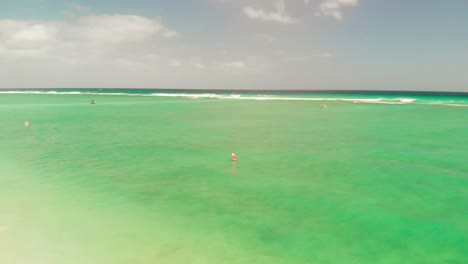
[254,33,276,43]
[65,2,92,13]
[286,56,308,62]
[285,52,332,62]
[218,58,268,75]
[243,0,297,24]
[163,30,180,38]
[193,63,205,69]
[0,15,190,88]
[312,52,333,58]
[69,15,177,44]
[0,22,54,50]
[190,57,206,69]
[0,15,179,53]
[222,60,246,70]
[169,59,182,67]
[316,0,359,21]
[0,13,271,88]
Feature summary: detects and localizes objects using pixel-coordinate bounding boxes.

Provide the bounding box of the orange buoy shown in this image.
[231,152,237,161]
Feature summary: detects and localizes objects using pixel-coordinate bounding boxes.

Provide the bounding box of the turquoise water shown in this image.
[0,90,467,263]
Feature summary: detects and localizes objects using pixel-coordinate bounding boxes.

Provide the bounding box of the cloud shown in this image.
[65,2,92,13]
[243,0,297,24]
[64,2,94,18]
[316,0,359,21]
[163,30,179,38]
[0,15,179,54]
[0,14,188,88]
[0,12,275,89]
[169,59,182,67]
[254,33,277,43]
[286,56,308,62]
[190,57,206,69]
[68,15,178,44]
[0,21,55,50]
[222,60,246,70]
[193,63,205,69]
[312,52,333,58]
[285,53,332,62]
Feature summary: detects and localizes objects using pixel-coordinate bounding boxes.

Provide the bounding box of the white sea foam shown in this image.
[351,98,383,104]
[0,91,466,107]
[0,91,44,94]
[236,96,384,102]
[0,91,134,96]
[150,93,223,99]
[423,101,468,107]
[437,104,468,107]
[352,98,418,105]
[400,98,416,103]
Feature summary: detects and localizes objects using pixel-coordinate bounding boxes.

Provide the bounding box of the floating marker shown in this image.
[24,121,29,127]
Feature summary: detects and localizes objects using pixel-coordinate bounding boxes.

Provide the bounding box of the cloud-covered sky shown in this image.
[0,0,467,91]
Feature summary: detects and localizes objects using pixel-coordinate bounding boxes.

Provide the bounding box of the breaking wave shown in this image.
[0,90,466,107]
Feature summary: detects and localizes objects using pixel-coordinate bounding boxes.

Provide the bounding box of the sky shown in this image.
[0,0,467,91]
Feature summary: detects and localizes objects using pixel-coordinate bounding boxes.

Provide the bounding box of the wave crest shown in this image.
[0,90,466,107]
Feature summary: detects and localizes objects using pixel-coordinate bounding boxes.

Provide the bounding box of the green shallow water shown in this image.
[0,93,467,264]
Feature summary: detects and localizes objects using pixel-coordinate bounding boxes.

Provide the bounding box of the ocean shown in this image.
[0,89,467,264]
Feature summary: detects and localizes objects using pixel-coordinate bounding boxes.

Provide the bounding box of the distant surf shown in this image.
[0,90,467,107]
